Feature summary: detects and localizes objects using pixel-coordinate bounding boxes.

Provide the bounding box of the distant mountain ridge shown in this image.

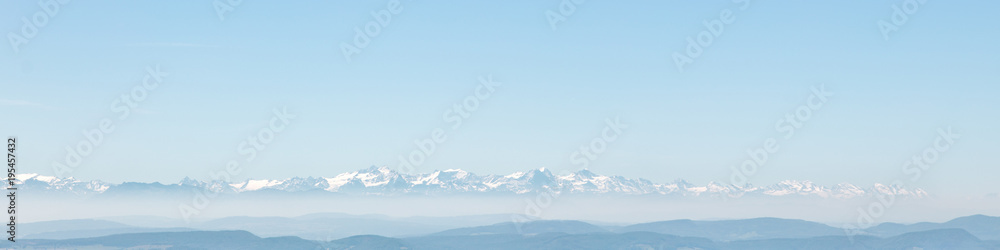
[865,214,1000,241]
[618,217,848,241]
[6,227,999,250]
[21,214,1000,244]
[15,166,929,198]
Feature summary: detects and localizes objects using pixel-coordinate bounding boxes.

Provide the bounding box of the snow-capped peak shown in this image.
[11,169,932,199]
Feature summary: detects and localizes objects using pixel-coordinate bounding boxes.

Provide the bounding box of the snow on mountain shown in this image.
[231,179,284,192]
[11,167,929,199]
[321,166,412,194]
[13,173,110,195]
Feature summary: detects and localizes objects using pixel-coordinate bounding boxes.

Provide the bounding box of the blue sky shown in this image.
[1,1,998,196]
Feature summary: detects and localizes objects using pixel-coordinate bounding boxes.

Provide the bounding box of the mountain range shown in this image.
[15,229,987,250]
[15,166,929,198]
[9,214,1000,249]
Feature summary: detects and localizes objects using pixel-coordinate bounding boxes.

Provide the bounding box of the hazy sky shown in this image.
[1,1,998,196]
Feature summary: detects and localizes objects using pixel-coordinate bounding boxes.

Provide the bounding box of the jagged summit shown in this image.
[13,169,930,198]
